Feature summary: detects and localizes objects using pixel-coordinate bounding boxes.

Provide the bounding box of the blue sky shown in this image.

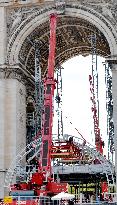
[53,55,108,156]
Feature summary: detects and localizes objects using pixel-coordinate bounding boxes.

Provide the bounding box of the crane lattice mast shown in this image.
[34,40,43,137]
[55,66,63,140]
[89,34,104,154]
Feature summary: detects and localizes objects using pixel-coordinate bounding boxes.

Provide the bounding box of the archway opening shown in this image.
[53,55,109,157]
[22,15,113,161]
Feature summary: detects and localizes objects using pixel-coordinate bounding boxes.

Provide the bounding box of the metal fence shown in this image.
[1,196,117,205]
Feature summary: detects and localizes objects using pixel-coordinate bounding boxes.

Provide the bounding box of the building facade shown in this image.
[0,0,117,198]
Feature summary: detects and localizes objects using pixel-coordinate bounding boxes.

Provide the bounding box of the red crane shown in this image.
[41,13,57,178]
[28,13,68,195]
[10,14,68,198]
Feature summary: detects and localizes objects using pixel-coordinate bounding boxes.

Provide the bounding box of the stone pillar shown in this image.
[4,79,26,168]
[0,6,7,198]
[0,7,6,64]
[0,79,6,199]
[0,67,26,198]
[111,61,117,192]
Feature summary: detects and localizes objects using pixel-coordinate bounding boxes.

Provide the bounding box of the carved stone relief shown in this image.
[6,5,54,40]
[6,1,117,48]
[5,1,117,84]
[0,65,34,88]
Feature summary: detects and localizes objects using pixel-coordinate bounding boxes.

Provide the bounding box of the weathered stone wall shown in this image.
[3,79,26,169]
[0,0,117,198]
[0,79,26,198]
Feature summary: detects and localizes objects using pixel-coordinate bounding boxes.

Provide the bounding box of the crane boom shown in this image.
[47,14,57,79]
[41,14,57,177]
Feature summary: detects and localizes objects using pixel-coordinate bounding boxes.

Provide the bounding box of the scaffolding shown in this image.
[89,34,104,154]
[26,40,43,163]
[34,40,43,137]
[55,66,63,140]
[104,62,114,162]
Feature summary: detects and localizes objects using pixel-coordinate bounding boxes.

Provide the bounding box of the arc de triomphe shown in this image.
[0,0,117,198]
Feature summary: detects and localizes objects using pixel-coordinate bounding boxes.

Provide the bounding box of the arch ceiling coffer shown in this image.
[19,16,110,76]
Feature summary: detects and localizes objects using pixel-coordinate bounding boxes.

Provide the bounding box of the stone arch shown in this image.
[8,4,117,69]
